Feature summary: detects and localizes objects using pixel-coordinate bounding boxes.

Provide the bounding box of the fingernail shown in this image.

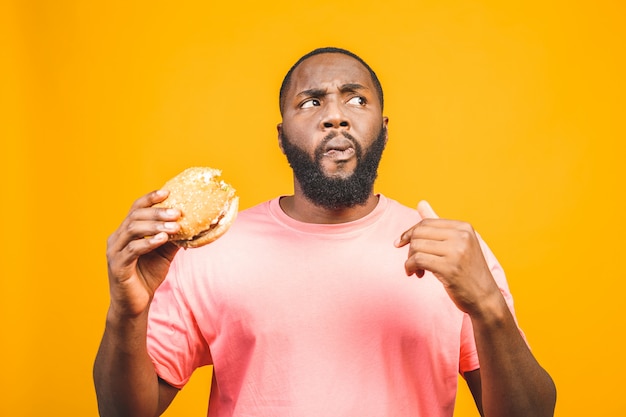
[163,222,178,231]
[150,232,167,243]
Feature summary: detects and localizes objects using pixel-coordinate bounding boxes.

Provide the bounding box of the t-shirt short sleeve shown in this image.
[146,256,212,389]
[459,313,479,375]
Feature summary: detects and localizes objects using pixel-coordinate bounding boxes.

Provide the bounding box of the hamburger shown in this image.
[154,167,238,248]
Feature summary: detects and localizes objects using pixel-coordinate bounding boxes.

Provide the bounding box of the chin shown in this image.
[322,163,357,179]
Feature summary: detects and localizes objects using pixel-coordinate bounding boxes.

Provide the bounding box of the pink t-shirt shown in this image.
[147,195,516,417]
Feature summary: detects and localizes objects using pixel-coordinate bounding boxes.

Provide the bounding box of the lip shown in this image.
[322,136,356,160]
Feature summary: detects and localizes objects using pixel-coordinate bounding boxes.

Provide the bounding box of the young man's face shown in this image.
[278,53,389,209]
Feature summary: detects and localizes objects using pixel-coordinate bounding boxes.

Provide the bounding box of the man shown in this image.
[94,47,556,417]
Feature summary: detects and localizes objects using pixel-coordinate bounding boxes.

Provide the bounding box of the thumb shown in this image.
[417,200,439,219]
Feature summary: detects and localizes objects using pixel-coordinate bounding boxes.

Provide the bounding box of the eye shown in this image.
[300,98,321,108]
[347,96,367,106]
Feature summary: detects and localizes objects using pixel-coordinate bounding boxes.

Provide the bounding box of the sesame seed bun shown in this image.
[153,167,238,248]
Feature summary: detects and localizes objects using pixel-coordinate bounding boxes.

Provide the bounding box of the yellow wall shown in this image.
[1,1,624,415]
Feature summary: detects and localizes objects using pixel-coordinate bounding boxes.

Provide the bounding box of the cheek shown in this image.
[359,121,384,145]
[352,111,383,132]
[280,125,317,156]
[282,121,317,147]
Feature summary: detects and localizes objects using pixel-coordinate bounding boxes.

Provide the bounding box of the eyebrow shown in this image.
[295,83,369,99]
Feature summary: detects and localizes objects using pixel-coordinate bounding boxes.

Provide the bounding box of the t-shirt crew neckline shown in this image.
[268,194,388,236]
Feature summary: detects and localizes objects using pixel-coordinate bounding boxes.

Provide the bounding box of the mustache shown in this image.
[322,130,357,144]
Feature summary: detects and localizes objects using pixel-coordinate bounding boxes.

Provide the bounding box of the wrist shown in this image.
[469,289,511,328]
[106,303,149,331]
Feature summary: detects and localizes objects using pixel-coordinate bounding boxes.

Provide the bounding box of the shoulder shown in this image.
[191,198,279,250]
[381,195,419,214]
[379,194,422,223]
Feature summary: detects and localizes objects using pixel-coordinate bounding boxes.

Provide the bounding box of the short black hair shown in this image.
[279,47,384,115]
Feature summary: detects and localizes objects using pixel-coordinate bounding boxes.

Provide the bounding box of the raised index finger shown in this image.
[394,200,440,247]
[417,200,439,220]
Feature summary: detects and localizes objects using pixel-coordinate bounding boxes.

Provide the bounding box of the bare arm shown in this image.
[464,369,484,416]
[396,201,556,417]
[93,190,182,417]
[466,293,556,417]
[94,310,179,416]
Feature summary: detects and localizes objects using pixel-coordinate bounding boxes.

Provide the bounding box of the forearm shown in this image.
[93,309,160,417]
[471,294,556,417]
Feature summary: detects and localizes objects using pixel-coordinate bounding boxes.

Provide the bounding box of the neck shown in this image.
[279,186,380,224]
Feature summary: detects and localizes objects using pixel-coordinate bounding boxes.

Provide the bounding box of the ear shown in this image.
[277,123,285,154]
[382,116,389,144]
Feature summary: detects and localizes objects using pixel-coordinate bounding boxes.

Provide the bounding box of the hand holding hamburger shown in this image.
[104,167,237,319]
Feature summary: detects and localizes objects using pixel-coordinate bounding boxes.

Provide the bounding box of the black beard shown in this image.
[279,126,387,210]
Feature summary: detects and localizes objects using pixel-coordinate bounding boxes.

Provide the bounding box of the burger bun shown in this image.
[153,167,238,248]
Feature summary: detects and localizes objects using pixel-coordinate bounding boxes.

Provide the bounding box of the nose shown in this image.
[321,100,350,129]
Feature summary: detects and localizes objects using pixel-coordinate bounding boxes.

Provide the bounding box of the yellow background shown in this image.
[2,0,624,415]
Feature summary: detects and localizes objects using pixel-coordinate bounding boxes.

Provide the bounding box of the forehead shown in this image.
[287,53,375,95]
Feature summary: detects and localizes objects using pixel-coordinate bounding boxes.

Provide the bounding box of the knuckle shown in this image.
[456,229,474,249]
[127,207,142,221]
[410,251,425,266]
[408,240,423,256]
[124,221,137,237]
[106,232,116,248]
[459,228,473,240]
[123,239,142,259]
[460,222,474,233]
[105,245,114,260]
